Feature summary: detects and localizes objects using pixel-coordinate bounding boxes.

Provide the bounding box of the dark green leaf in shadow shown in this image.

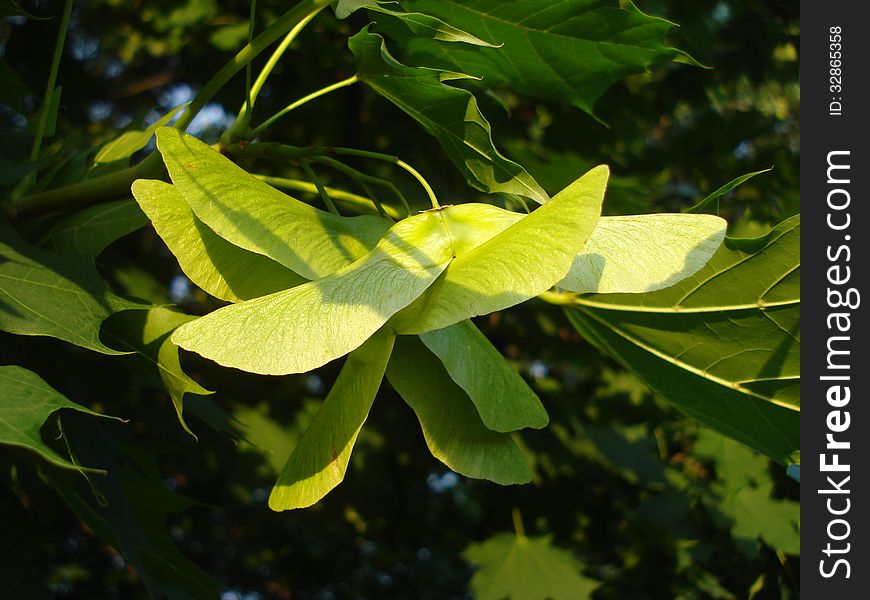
[43,417,221,598]
[0,365,120,471]
[101,307,213,438]
[401,0,693,116]
[0,219,144,353]
[39,199,149,256]
[334,0,499,46]
[349,27,548,203]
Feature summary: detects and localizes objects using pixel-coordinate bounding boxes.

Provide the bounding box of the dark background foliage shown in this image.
[1,0,799,598]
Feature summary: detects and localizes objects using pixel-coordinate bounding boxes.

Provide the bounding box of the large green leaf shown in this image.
[349,27,548,204]
[0,219,143,354]
[558,214,726,293]
[566,216,800,462]
[173,210,453,375]
[420,320,546,432]
[39,199,149,256]
[334,0,499,46]
[394,165,607,333]
[132,179,304,301]
[0,365,118,471]
[386,336,531,484]
[155,127,390,280]
[401,0,688,116]
[102,307,212,438]
[269,327,395,511]
[464,533,599,600]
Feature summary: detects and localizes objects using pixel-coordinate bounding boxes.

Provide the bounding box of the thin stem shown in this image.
[227,4,319,142]
[5,157,162,220]
[396,159,438,209]
[312,157,388,219]
[251,75,358,137]
[255,175,403,219]
[512,508,526,539]
[229,141,434,212]
[243,0,258,127]
[30,0,74,162]
[300,159,339,215]
[175,0,331,132]
[251,11,320,108]
[320,146,439,209]
[312,156,407,218]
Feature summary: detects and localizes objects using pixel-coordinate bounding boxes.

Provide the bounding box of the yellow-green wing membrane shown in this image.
[132,180,304,302]
[269,327,395,511]
[393,165,609,334]
[172,211,454,375]
[386,336,531,485]
[155,127,391,279]
[558,214,727,293]
[419,321,547,432]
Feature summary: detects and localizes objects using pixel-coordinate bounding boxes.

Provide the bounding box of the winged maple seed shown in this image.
[130,127,727,510]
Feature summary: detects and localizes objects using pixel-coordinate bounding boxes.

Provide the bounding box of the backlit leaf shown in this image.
[558,214,726,293]
[155,127,390,279]
[566,216,800,462]
[269,327,395,511]
[132,179,304,301]
[465,533,599,600]
[172,211,453,375]
[349,27,548,203]
[386,336,531,484]
[93,104,186,166]
[393,165,607,333]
